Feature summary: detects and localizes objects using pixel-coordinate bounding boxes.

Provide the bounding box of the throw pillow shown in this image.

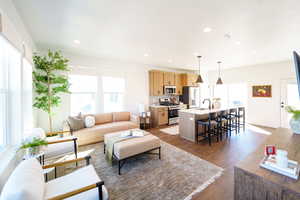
[85,116,95,128]
[0,159,45,200]
[68,113,85,131]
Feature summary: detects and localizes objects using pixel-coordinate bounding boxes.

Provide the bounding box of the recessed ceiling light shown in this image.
[235,41,241,45]
[144,53,149,57]
[224,34,231,39]
[73,40,80,44]
[203,27,212,33]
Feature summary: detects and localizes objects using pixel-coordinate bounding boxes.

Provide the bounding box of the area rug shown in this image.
[160,125,179,135]
[53,141,223,200]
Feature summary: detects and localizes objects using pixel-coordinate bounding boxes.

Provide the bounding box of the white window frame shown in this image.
[102,76,125,113]
[0,34,33,150]
[69,75,98,115]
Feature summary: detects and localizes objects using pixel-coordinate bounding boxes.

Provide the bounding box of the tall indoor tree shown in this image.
[33,50,70,133]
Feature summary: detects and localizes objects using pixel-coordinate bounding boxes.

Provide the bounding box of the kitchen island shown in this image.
[178,107,243,142]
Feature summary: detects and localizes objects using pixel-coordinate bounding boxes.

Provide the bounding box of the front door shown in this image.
[280,79,300,128]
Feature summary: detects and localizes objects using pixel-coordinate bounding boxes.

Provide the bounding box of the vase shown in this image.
[26,146,41,157]
[289,118,300,134]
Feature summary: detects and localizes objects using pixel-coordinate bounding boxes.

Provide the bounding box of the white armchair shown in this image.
[0,158,109,200]
[28,128,78,161]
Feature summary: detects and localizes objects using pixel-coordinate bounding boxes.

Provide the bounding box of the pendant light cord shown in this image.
[198,56,202,75]
[218,61,221,77]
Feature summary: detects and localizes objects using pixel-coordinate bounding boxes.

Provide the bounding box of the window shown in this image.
[69,75,97,115]
[102,77,125,112]
[0,35,32,147]
[22,58,33,137]
[228,83,247,107]
[214,84,228,107]
[213,83,247,107]
[0,36,7,147]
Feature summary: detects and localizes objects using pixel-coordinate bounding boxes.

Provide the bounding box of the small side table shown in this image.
[23,150,45,164]
[140,116,151,130]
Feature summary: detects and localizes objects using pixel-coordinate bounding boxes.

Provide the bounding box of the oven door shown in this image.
[168,108,179,118]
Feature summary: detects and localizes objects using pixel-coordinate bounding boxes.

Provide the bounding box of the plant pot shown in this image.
[26,146,41,157]
[289,118,300,134]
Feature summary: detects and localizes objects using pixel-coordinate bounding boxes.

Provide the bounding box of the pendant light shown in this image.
[216,61,223,85]
[196,56,203,83]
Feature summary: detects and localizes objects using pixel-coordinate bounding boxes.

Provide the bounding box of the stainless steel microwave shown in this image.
[164,86,176,95]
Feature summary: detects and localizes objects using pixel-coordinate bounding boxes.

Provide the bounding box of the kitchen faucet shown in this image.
[202,98,212,110]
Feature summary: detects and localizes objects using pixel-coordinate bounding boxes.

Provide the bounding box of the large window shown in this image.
[0,35,33,148]
[69,75,97,115]
[213,83,247,107]
[102,77,125,112]
[228,83,247,106]
[0,37,8,147]
[214,84,228,107]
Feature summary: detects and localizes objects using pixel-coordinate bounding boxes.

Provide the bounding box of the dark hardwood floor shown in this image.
[149,124,275,200]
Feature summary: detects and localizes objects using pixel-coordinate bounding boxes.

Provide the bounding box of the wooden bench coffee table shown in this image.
[104,129,161,175]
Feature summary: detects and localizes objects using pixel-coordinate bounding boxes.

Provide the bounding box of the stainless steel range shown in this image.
[159,98,180,125]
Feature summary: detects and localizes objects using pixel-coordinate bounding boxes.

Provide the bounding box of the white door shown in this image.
[280,79,300,128]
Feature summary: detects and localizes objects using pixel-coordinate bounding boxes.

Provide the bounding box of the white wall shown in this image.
[0,0,35,61]
[36,52,191,131]
[208,61,296,128]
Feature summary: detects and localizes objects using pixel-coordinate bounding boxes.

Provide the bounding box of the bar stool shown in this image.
[226,108,238,136]
[237,107,246,132]
[215,110,229,140]
[196,112,219,146]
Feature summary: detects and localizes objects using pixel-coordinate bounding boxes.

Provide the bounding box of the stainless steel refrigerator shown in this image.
[180,86,200,108]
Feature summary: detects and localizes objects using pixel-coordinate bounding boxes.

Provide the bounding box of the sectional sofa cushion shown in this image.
[68,115,85,131]
[0,159,44,200]
[73,121,138,146]
[113,112,131,122]
[94,113,113,125]
[85,116,96,128]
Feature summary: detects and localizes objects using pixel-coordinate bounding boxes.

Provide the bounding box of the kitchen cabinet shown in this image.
[150,106,168,127]
[175,73,183,95]
[163,72,175,86]
[182,73,199,86]
[149,70,164,96]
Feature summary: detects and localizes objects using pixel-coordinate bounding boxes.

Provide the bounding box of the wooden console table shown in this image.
[234,128,300,200]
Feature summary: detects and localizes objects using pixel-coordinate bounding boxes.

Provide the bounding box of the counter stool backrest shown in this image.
[238,107,245,117]
[209,112,217,120]
[229,108,237,115]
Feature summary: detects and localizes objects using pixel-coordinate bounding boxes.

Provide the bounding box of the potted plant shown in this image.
[286,106,300,134]
[33,50,70,133]
[19,137,48,157]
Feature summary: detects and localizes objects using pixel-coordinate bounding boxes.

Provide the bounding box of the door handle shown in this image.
[281,102,285,108]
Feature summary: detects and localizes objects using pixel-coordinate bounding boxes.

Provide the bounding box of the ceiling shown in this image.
[12,0,300,70]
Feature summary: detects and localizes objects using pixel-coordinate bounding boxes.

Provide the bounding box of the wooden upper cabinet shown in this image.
[182,73,198,87]
[175,73,183,95]
[163,72,175,86]
[149,70,164,96]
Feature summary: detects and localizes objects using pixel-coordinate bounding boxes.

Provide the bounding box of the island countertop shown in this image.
[178,106,244,142]
[178,107,241,115]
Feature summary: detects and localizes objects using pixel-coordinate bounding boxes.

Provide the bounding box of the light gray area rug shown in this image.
[54,141,223,200]
[160,125,179,135]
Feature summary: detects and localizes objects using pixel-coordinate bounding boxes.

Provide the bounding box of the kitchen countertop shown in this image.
[178,107,243,115]
[149,105,168,108]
